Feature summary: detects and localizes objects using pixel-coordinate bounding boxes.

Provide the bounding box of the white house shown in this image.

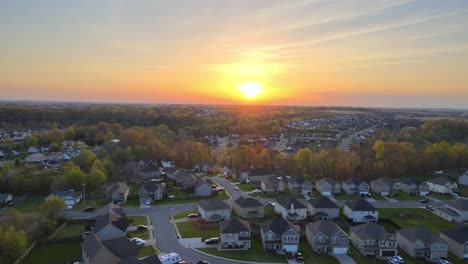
[434,198,468,223]
[344,199,378,223]
[458,174,468,187]
[197,199,231,222]
[427,177,457,194]
[274,196,307,221]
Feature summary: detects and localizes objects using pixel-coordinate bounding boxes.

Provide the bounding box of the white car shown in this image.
[268,202,276,206]
[251,189,262,194]
[438,260,452,264]
[130,238,146,246]
[386,257,399,264]
[234,187,239,190]
[393,256,404,263]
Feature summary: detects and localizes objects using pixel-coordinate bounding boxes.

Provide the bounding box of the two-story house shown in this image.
[307,196,339,220]
[342,178,369,195]
[261,176,285,193]
[274,195,307,221]
[440,227,468,261]
[344,199,378,223]
[233,196,264,220]
[220,217,252,249]
[194,161,216,174]
[370,178,399,196]
[45,190,82,209]
[139,182,163,203]
[260,217,300,253]
[350,223,398,258]
[82,233,140,264]
[434,198,468,223]
[427,177,458,194]
[396,226,448,261]
[197,199,231,222]
[316,178,341,195]
[287,176,312,194]
[399,178,429,196]
[104,182,130,205]
[306,220,349,254]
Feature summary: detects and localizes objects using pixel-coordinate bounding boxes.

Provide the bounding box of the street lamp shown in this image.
[82,183,86,205]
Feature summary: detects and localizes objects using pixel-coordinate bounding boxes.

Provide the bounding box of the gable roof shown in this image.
[105,182,129,195]
[140,182,160,192]
[198,199,230,211]
[351,223,392,240]
[371,177,395,186]
[234,197,263,208]
[83,233,138,260]
[262,175,282,187]
[345,199,376,212]
[49,190,82,200]
[95,202,125,219]
[343,178,367,186]
[92,212,129,234]
[220,217,251,233]
[446,198,468,211]
[428,177,453,185]
[275,195,306,209]
[316,177,338,185]
[289,176,309,185]
[399,178,423,186]
[397,226,444,244]
[307,220,347,238]
[440,227,468,244]
[261,217,296,236]
[308,196,338,209]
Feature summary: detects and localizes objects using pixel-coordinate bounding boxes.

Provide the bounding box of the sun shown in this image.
[238,82,264,99]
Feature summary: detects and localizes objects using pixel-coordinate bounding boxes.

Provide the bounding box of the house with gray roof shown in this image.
[139,182,163,202]
[399,178,429,196]
[350,223,397,258]
[440,227,468,261]
[220,217,252,249]
[344,199,378,223]
[434,198,468,223]
[45,190,82,209]
[307,196,339,220]
[427,177,458,194]
[233,197,264,219]
[306,221,349,254]
[342,178,369,195]
[396,226,448,261]
[287,176,312,194]
[90,212,129,241]
[82,233,139,264]
[274,195,307,221]
[261,175,285,193]
[105,182,130,205]
[260,217,300,253]
[194,161,216,173]
[371,178,399,196]
[315,177,341,195]
[0,193,13,205]
[197,199,231,222]
[172,170,212,197]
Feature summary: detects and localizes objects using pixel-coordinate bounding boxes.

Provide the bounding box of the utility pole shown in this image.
[82,183,86,205]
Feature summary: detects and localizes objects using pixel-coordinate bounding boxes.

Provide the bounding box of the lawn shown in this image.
[72,198,106,211]
[458,185,468,197]
[14,196,43,213]
[237,183,255,192]
[298,240,340,264]
[176,220,220,240]
[334,192,361,201]
[379,208,456,233]
[128,215,148,226]
[429,192,454,201]
[198,232,287,263]
[370,192,385,201]
[349,246,386,264]
[22,240,82,264]
[138,246,156,258]
[173,210,198,220]
[55,224,83,238]
[128,229,150,240]
[393,192,424,201]
[123,198,141,208]
[156,191,230,205]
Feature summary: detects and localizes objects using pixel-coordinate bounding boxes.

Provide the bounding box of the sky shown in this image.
[1,0,468,108]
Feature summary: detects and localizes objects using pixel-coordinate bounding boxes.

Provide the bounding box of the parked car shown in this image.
[438,260,452,264]
[188,213,200,218]
[177,261,187,264]
[144,200,151,205]
[394,255,404,263]
[81,207,95,212]
[204,237,220,244]
[268,202,276,207]
[285,252,293,259]
[197,261,210,264]
[426,205,435,211]
[129,238,145,246]
[420,199,429,203]
[137,225,148,230]
[234,187,239,190]
[386,257,399,264]
[295,252,304,262]
[251,189,262,194]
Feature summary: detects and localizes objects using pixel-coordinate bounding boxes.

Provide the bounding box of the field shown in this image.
[55,224,83,238]
[22,241,81,264]
[14,196,43,212]
[128,215,148,226]
[176,220,220,241]
[379,208,456,233]
[128,229,150,240]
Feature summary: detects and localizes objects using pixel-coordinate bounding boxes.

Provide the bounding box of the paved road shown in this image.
[339,126,375,150]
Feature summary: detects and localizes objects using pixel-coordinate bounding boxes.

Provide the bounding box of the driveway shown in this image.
[334,254,356,264]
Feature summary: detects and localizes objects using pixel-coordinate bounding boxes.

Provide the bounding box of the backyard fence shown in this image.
[12,241,36,264]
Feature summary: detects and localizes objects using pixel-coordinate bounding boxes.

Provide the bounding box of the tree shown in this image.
[294,148,313,176]
[65,167,86,190]
[86,168,107,192]
[3,138,15,152]
[49,129,65,144]
[23,135,38,148]
[0,225,28,262]
[74,149,97,172]
[39,196,66,224]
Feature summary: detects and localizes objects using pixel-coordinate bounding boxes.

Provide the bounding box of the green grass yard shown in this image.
[128,229,150,240]
[14,196,43,213]
[128,215,148,226]
[123,198,141,208]
[379,208,456,233]
[173,210,198,220]
[237,183,255,192]
[298,240,340,264]
[138,246,156,258]
[176,220,220,241]
[393,192,424,201]
[22,240,82,264]
[334,192,361,201]
[72,198,106,211]
[370,192,385,201]
[55,224,83,238]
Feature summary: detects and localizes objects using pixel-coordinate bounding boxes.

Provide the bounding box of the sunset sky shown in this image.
[1,0,468,108]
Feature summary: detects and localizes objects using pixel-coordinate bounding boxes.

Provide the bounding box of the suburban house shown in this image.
[287,176,312,194]
[305,220,349,254]
[45,190,82,209]
[82,233,140,264]
[233,196,264,219]
[370,178,399,196]
[172,170,212,197]
[399,178,429,196]
[458,174,468,187]
[139,182,164,202]
[161,158,175,168]
[104,182,130,205]
[220,217,252,249]
[350,223,398,258]
[0,193,13,205]
[240,168,274,182]
[24,153,47,163]
[434,198,468,223]
[197,199,231,222]
[440,227,468,260]
[307,196,339,220]
[274,195,307,221]
[90,212,129,240]
[342,178,370,195]
[261,176,285,193]
[344,199,378,223]
[427,177,458,194]
[260,217,300,253]
[194,161,216,173]
[396,226,448,261]
[315,178,342,195]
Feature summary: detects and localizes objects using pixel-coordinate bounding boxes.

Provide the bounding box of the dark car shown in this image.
[197,261,210,264]
[295,252,304,262]
[420,199,429,203]
[136,225,148,230]
[426,205,435,211]
[6,201,15,207]
[188,213,200,218]
[81,207,96,212]
[285,252,294,259]
[204,238,220,245]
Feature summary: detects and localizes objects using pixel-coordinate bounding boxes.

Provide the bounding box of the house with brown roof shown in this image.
[440,227,468,261]
[396,226,448,261]
[220,217,252,249]
[104,182,130,205]
[350,223,398,258]
[307,196,339,220]
[233,197,264,220]
[306,221,349,254]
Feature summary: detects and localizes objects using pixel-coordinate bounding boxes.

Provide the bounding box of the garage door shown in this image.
[322,191,332,196]
[283,245,298,253]
[333,247,348,254]
[381,250,396,256]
